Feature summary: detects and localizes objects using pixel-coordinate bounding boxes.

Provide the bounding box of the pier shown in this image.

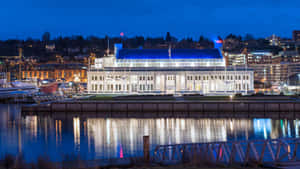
[22,99,300,118]
[153,138,300,167]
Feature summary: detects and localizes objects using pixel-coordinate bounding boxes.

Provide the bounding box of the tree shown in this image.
[199,36,205,42]
[244,34,255,41]
[165,32,171,42]
[42,32,51,42]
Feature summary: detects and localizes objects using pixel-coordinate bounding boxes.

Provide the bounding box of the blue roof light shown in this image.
[116,49,223,60]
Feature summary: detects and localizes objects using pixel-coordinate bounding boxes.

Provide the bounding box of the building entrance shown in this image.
[166,75,176,94]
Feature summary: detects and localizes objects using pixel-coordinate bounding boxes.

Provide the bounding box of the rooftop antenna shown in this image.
[106,38,110,56]
[168,44,172,59]
[168,44,172,69]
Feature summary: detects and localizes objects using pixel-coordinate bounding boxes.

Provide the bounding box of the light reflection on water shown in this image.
[0,104,299,162]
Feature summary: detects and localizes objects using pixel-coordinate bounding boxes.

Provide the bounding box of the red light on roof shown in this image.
[215,40,223,44]
[120,32,124,37]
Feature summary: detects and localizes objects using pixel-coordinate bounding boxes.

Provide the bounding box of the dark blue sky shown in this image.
[1,0,300,40]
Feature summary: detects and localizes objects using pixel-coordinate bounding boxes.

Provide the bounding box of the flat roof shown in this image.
[90,66,253,72]
[116,48,223,60]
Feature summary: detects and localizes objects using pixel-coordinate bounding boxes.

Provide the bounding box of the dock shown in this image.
[22,98,300,118]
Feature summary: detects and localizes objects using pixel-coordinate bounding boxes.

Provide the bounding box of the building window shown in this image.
[92,84,94,91]
[100,84,103,90]
[95,76,97,81]
[92,76,94,81]
[95,85,98,91]
[195,76,198,80]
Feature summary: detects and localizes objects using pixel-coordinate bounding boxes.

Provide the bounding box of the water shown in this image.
[0,104,299,162]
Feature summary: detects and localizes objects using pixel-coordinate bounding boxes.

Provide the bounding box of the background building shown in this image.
[22,63,87,83]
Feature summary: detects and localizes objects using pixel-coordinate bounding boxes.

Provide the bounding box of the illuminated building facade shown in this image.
[249,63,300,92]
[223,52,247,66]
[247,51,273,64]
[88,44,254,95]
[22,63,87,83]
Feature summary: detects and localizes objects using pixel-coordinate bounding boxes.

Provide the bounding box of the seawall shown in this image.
[22,100,300,118]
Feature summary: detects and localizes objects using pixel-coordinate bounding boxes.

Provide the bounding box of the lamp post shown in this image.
[298,74,300,94]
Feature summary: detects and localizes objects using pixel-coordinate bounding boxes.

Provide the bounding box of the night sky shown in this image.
[1,0,300,40]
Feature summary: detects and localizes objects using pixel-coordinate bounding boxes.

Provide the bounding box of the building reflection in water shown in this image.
[86,118,253,158]
[73,117,80,149]
[2,104,300,161]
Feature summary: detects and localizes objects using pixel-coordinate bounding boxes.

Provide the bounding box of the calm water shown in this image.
[0,104,299,162]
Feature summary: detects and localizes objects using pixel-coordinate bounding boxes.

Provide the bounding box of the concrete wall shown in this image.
[27,101,300,118]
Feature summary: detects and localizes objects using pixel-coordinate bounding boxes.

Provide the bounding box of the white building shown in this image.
[87,44,254,95]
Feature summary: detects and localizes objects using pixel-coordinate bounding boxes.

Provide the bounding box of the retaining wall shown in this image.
[21,101,298,118]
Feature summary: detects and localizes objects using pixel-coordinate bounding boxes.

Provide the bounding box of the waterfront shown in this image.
[0,104,300,162]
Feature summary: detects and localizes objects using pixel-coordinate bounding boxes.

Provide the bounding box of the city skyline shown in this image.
[1,0,300,40]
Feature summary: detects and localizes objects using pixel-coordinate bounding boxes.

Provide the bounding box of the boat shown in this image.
[40,82,58,94]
